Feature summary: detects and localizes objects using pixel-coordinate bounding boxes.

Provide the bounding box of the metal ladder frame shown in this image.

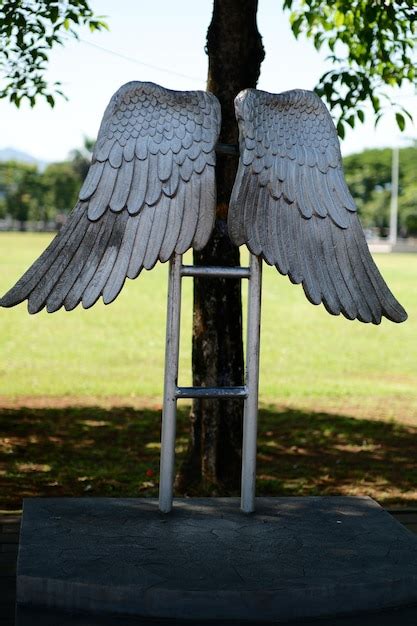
[158,252,262,514]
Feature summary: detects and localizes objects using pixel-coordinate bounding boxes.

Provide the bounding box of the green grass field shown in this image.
[0,233,415,413]
[1,233,416,508]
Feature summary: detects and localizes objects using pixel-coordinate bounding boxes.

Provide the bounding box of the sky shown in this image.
[0,0,415,162]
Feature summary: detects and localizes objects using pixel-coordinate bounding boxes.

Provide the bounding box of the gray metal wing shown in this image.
[228,88,407,324]
[1,81,220,313]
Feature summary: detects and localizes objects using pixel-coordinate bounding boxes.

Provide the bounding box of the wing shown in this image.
[1,81,220,314]
[228,88,407,324]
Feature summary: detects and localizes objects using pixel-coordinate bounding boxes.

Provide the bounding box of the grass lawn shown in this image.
[0,232,416,509]
[1,233,416,407]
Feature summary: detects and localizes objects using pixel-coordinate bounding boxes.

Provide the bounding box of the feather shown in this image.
[245,182,262,256]
[46,218,101,313]
[187,141,201,161]
[298,216,322,306]
[109,159,135,212]
[192,167,216,251]
[28,212,91,314]
[145,153,162,206]
[79,162,105,201]
[143,198,169,269]
[82,212,130,309]
[102,215,139,304]
[265,196,280,271]
[297,166,313,219]
[158,149,173,182]
[351,217,407,322]
[64,211,116,311]
[303,216,333,310]
[330,168,357,212]
[228,161,247,246]
[182,132,193,150]
[88,162,118,221]
[257,186,273,264]
[127,158,148,215]
[95,137,115,162]
[241,175,259,252]
[273,197,289,276]
[171,136,182,154]
[282,160,297,204]
[175,177,199,254]
[330,221,373,324]
[123,135,137,162]
[135,136,148,160]
[180,155,194,182]
[311,216,341,315]
[309,167,329,219]
[159,186,184,262]
[127,206,154,279]
[108,141,124,169]
[320,218,356,319]
[286,202,303,284]
[320,172,349,228]
[194,152,207,175]
[162,164,179,198]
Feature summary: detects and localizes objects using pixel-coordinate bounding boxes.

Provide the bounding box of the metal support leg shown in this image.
[241,254,262,513]
[159,254,182,513]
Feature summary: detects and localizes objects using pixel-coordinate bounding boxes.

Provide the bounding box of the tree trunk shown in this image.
[176,0,264,494]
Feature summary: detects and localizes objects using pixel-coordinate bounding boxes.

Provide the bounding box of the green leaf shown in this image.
[46,94,55,108]
[371,96,380,113]
[314,33,323,50]
[337,121,345,139]
[334,10,345,27]
[291,16,304,37]
[357,110,365,123]
[346,115,355,129]
[50,7,59,23]
[395,112,405,132]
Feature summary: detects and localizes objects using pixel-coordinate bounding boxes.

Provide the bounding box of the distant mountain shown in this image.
[0,147,48,170]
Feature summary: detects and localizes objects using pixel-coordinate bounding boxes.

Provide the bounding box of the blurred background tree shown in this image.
[344,144,417,237]
[69,137,95,181]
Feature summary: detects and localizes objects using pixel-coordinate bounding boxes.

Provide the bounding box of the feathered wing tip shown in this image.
[0,81,221,314]
[228,87,407,325]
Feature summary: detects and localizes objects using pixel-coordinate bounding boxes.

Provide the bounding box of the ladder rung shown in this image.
[176,386,248,399]
[181,265,251,279]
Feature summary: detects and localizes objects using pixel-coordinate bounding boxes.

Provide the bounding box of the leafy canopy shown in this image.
[284,0,416,137]
[0,1,415,136]
[344,144,417,235]
[0,0,107,108]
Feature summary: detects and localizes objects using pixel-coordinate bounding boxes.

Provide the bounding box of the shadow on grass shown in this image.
[0,404,416,509]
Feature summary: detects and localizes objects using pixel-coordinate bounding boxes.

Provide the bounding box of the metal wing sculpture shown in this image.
[0,81,221,313]
[228,88,407,324]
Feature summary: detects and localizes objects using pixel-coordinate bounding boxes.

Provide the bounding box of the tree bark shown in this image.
[176,0,264,493]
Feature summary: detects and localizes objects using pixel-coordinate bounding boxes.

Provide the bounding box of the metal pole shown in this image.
[389,146,399,247]
[159,253,182,513]
[241,254,262,513]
